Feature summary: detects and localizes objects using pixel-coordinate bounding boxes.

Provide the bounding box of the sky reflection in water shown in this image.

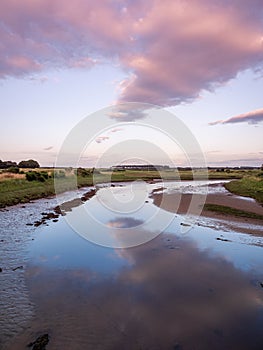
[23,182,263,350]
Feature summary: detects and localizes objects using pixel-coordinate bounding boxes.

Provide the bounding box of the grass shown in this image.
[0,168,262,208]
[0,174,94,208]
[204,203,263,220]
[225,176,263,205]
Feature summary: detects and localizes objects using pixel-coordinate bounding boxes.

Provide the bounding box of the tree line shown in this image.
[0,159,40,169]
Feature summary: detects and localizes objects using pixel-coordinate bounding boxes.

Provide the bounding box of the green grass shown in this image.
[225,176,263,205]
[0,168,262,208]
[204,203,263,220]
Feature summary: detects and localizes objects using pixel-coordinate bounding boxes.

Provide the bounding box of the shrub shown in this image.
[26,171,49,182]
[53,170,66,178]
[7,166,19,174]
[76,167,90,177]
[26,171,37,181]
[0,160,17,169]
[18,159,40,168]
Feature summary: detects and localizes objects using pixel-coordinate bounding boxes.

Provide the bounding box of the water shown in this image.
[1,181,263,350]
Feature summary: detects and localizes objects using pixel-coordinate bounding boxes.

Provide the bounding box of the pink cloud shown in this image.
[118,0,263,106]
[0,0,263,112]
[95,136,109,144]
[110,128,123,133]
[209,108,263,125]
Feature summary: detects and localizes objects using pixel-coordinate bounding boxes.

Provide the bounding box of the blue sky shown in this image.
[1,0,263,167]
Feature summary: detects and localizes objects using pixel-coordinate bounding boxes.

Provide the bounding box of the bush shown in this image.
[26,171,48,182]
[18,159,40,168]
[75,167,90,177]
[53,170,66,178]
[26,171,37,181]
[0,160,17,169]
[7,166,19,174]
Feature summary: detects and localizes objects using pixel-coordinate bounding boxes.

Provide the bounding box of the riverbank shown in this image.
[151,183,263,235]
[0,167,259,208]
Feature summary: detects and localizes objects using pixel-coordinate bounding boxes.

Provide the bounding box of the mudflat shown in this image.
[151,184,263,235]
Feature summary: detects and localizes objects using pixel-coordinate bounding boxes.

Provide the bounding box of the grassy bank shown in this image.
[224,176,263,205]
[0,167,261,208]
[204,203,263,220]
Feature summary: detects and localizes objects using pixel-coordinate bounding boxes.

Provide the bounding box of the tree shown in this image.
[0,160,17,169]
[18,159,40,168]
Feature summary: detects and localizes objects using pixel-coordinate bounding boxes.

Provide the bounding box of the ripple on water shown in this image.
[0,188,94,349]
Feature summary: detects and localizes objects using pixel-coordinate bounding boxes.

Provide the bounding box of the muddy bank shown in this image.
[33,189,97,227]
[151,185,263,235]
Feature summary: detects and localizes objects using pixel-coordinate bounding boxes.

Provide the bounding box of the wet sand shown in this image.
[151,185,263,235]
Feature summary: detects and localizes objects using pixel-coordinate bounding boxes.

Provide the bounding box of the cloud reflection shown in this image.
[22,234,263,350]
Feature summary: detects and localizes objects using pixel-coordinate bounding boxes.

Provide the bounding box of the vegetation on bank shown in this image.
[0,166,262,208]
[224,176,263,205]
[204,203,263,220]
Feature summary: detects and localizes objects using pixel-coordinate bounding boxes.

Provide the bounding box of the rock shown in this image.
[0,267,2,272]
[260,282,263,288]
[27,334,49,350]
[216,237,231,242]
[34,221,42,227]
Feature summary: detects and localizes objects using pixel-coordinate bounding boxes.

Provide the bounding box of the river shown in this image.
[0,180,263,350]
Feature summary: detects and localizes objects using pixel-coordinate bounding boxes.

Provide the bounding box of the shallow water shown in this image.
[1,181,263,350]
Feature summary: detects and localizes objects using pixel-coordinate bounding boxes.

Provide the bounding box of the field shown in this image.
[0,167,262,208]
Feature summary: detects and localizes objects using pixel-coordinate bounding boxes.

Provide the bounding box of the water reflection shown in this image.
[9,234,263,350]
[107,217,144,228]
[2,181,263,350]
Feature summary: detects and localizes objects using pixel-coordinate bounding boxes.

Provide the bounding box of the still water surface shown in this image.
[1,181,263,350]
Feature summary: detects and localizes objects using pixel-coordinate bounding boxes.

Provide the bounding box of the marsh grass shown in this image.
[225,177,263,205]
[0,168,262,208]
[204,203,263,220]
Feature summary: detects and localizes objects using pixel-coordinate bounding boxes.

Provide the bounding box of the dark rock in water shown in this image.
[27,334,49,350]
[0,267,2,272]
[12,265,23,271]
[34,221,42,227]
[216,237,231,242]
[26,223,33,226]
[260,282,263,288]
[180,222,191,227]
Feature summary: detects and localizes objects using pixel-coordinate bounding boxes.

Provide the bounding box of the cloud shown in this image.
[209,108,263,125]
[107,217,144,228]
[95,136,109,144]
[1,0,263,116]
[108,103,150,121]
[117,0,263,107]
[110,128,123,133]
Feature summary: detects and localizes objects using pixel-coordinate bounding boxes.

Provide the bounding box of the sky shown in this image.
[0,0,263,167]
